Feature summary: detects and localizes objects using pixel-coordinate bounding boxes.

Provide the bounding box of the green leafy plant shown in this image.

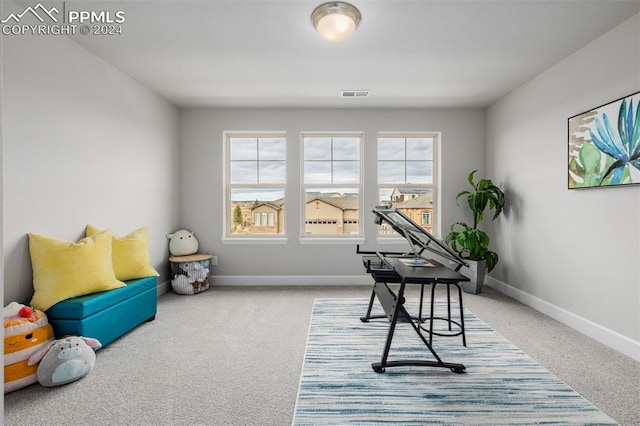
[233,205,243,230]
[445,170,505,272]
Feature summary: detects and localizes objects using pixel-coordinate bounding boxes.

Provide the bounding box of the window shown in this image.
[421,211,432,226]
[225,133,286,237]
[302,133,363,237]
[378,134,438,236]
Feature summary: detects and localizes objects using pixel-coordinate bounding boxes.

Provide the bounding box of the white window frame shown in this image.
[377,132,439,241]
[222,131,287,244]
[300,132,365,244]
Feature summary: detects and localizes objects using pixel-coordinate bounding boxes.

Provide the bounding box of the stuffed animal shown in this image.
[27,336,101,387]
[171,274,195,295]
[171,260,210,295]
[179,261,209,282]
[4,302,54,393]
[166,229,199,256]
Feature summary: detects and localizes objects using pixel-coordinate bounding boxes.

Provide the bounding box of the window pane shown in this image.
[406,138,433,161]
[259,161,286,184]
[377,187,434,235]
[230,188,284,235]
[259,138,286,160]
[378,133,438,237]
[227,133,286,238]
[304,137,331,160]
[378,188,394,206]
[304,161,332,184]
[333,161,360,183]
[230,138,257,161]
[333,138,360,160]
[407,161,433,184]
[378,138,405,160]
[421,211,431,225]
[304,135,361,184]
[302,134,362,238]
[230,162,257,184]
[379,161,405,184]
[304,188,359,235]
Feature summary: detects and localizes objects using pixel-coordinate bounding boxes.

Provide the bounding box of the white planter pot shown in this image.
[460,259,486,294]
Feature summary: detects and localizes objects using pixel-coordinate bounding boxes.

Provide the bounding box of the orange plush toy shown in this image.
[4,302,54,393]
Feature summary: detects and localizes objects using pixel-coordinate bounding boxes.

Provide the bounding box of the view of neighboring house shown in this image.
[304,195,360,235]
[232,200,285,234]
[388,189,434,234]
[230,188,432,235]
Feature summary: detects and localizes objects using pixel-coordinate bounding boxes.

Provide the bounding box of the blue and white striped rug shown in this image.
[293,298,617,425]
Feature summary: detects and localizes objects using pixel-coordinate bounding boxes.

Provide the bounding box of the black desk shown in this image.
[361,254,469,374]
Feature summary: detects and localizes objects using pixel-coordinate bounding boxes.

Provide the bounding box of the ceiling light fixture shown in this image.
[311,2,361,42]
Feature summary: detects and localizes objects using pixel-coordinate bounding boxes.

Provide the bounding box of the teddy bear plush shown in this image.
[27,336,101,387]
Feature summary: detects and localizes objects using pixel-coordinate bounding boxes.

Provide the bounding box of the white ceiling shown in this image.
[62,0,640,108]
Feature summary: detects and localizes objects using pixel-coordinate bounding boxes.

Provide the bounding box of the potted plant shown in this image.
[445,170,505,294]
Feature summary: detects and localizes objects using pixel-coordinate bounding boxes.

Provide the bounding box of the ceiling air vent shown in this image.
[341,90,370,98]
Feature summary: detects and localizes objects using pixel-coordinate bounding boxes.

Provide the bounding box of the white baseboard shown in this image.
[157,279,171,296]
[211,275,372,286]
[486,276,640,362]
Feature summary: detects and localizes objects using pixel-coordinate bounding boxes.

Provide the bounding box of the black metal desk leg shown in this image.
[455,283,467,347]
[360,286,377,322]
[446,284,452,331]
[372,280,407,373]
[429,283,436,346]
[418,284,425,321]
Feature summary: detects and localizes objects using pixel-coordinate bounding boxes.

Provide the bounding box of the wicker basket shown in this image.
[169,254,212,295]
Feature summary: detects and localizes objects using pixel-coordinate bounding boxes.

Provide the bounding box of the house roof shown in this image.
[250,199,284,211]
[393,193,433,209]
[307,196,359,211]
[393,188,430,195]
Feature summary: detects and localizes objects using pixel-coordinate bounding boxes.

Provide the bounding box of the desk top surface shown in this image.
[383,257,469,283]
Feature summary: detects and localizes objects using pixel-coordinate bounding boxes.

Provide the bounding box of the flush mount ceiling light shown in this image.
[311,2,361,42]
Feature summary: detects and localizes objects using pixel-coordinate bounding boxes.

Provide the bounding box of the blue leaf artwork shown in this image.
[568,91,640,188]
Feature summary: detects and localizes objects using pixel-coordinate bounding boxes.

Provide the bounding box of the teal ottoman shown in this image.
[46,276,157,347]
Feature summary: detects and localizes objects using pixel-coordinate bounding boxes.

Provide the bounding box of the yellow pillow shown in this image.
[85,225,159,281]
[28,231,125,311]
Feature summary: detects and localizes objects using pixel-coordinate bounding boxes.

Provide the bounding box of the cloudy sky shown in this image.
[229,136,434,201]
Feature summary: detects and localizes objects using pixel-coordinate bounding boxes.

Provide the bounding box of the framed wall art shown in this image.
[568,91,640,189]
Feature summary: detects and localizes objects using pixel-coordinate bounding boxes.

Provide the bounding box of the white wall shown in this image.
[486,14,640,359]
[179,107,485,282]
[2,20,180,304]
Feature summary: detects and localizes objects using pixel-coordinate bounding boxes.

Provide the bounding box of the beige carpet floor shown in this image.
[4,285,639,425]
